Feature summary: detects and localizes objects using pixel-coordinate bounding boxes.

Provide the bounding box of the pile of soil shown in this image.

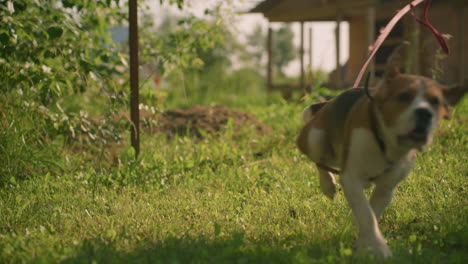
[152,105,271,138]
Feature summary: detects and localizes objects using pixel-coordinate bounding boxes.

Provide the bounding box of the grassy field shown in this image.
[1,86,467,263]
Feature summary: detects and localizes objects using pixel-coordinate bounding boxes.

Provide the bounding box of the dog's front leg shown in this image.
[317,167,337,199]
[371,160,414,221]
[341,173,392,258]
[369,183,396,221]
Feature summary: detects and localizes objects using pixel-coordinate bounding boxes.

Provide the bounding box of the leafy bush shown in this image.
[0,0,126,184]
[0,0,126,105]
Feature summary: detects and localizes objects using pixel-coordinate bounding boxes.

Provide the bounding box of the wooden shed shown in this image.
[250,0,467,89]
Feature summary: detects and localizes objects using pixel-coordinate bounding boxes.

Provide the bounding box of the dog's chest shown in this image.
[346,128,396,181]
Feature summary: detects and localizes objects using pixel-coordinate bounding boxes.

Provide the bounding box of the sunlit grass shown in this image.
[0,90,466,263]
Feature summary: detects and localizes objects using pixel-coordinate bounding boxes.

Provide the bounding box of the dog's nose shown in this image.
[415,108,433,123]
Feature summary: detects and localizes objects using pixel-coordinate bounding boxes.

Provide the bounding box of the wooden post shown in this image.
[267,26,273,90]
[129,0,140,157]
[335,13,342,88]
[308,26,313,92]
[366,6,376,84]
[308,27,313,70]
[458,6,466,85]
[300,21,305,90]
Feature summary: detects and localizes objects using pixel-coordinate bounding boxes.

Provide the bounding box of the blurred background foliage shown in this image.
[0,0,320,185]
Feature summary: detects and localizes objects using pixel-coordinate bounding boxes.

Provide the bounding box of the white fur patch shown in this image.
[345,128,389,182]
[302,106,313,123]
[396,85,437,135]
[306,128,325,162]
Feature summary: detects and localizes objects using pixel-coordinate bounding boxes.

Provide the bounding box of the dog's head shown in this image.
[372,45,467,150]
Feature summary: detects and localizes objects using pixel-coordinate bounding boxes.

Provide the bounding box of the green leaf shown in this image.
[126,147,136,160]
[100,54,110,63]
[79,59,92,72]
[0,33,9,45]
[62,0,76,8]
[192,57,204,68]
[13,1,27,11]
[106,228,117,240]
[47,26,64,39]
[43,50,54,58]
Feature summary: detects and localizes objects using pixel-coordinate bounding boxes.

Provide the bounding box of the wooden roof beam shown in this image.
[265,6,343,22]
[264,0,375,22]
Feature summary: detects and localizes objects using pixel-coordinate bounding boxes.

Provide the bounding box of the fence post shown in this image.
[335,12,342,88]
[300,21,305,91]
[267,26,273,91]
[129,0,140,157]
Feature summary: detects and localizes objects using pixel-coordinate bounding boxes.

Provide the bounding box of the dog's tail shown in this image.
[302,101,328,123]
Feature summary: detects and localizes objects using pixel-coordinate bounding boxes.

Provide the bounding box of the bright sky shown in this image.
[148,0,349,75]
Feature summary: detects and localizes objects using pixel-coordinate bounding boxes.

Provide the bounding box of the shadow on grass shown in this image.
[62,232,349,264]
[60,229,468,264]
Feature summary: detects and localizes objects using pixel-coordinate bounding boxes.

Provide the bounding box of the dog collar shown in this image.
[316,163,341,174]
[369,103,387,155]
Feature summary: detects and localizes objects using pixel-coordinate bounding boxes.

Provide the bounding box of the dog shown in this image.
[296,46,466,257]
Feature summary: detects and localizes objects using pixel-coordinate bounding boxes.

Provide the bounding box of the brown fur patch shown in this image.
[374,74,446,127]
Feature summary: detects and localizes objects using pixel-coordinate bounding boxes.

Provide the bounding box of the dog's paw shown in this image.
[320,179,336,200]
[356,236,392,258]
[320,181,336,199]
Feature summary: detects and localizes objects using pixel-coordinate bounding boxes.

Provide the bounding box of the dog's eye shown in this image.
[429,97,439,106]
[397,92,413,103]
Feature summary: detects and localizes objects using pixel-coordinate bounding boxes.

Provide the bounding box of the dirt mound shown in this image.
[152,105,270,138]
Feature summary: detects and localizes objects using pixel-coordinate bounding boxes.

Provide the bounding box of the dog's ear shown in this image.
[302,101,329,122]
[384,64,400,81]
[441,100,452,120]
[442,82,468,106]
[383,42,410,81]
[439,82,467,119]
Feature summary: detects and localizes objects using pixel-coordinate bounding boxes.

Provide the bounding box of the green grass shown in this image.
[0,88,467,263]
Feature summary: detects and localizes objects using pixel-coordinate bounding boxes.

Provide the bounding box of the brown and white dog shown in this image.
[296,47,466,257]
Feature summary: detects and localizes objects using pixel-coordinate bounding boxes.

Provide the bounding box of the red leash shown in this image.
[410,0,449,54]
[352,0,449,88]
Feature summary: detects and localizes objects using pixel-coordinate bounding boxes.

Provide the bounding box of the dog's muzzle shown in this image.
[400,108,433,145]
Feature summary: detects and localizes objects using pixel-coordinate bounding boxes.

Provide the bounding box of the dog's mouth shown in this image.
[399,127,429,145]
